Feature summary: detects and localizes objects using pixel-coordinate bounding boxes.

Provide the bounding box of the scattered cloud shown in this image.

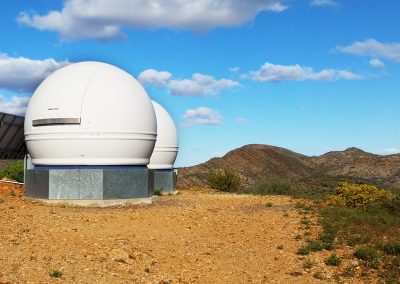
[169,74,240,96]
[17,0,289,41]
[229,67,240,73]
[0,54,69,92]
[182,107,222,127]
[235,117,249,124]
[335,39,400,62]
[310,0,338,7]
[138,69,172,87]
[139,69,240,96]
[335,70,362,80]
[369,58,385,69]
[249,62,362,82]
[0,95,30,115]
[380,148,400,155]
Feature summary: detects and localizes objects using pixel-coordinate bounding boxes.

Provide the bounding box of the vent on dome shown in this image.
[32,118,81,127]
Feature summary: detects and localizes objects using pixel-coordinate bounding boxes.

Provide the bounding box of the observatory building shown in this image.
[24,61,158,205]
[148,101,179,193]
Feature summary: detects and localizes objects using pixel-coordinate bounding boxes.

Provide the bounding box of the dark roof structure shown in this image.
[0,112,25,159]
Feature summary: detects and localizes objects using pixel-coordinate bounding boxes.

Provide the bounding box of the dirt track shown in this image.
[0,184,337,283]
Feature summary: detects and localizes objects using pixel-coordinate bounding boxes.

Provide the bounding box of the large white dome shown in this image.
[24,61,157,166]
[148,101,178,169]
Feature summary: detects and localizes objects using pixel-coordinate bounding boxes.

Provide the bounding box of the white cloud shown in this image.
[310,0,338,7]
[250,62,361,82]
[369,58,385,68]
[336,70,361,80]
[169,74,239,96]
[138,69,172,87]
[235,117,249,124]
[266,2,288,12]
[0,54,69,92]
[139,69,240,96]
[182,107,222,126]
[17,0,288,41]
[380,148,400,155]
[335,39,400,62]
[0,95,30,116]
[229,67,240,73]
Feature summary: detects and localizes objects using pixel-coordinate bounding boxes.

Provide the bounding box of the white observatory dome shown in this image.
[148,101,178,169]
[24,61,157,166]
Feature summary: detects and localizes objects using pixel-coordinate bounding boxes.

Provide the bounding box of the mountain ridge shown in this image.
[178,144,400,190]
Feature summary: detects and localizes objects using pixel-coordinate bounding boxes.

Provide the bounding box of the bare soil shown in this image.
[0,184,341,283]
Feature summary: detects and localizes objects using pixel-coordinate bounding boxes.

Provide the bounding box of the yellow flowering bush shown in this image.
[329,182,395,208]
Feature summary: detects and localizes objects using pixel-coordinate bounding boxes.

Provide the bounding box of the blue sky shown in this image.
[0,0,399,166]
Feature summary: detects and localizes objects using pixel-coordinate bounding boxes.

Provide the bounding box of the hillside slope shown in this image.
[307,147,400,189]
[178,144,400,190]
[179,144,313,188]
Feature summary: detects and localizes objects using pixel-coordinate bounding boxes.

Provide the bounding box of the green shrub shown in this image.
[382,243,400,256]
[253,180,295,196]
[381,197,400,217]
[347,236,370,246]
[297,239,333,256]
[325,254,342,266]
[355,247,378,262]
[300,218,311,225]
[0,160,24,182]
[318,221,337,248]
[295,202,313,211]
[313,271,325,280]
[265,202,273,207]
[297,246,311,255]
[308,241,325,251]
[355,247,381,268]
[322,205,400,233]
[329,182,395,208]
[380,256,400,283]
[49,270,62,278]
[207,169,241,192]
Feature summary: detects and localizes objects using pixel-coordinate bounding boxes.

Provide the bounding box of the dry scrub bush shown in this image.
[207,169,241,192]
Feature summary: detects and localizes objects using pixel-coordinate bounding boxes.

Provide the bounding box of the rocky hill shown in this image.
[178,144,400,190]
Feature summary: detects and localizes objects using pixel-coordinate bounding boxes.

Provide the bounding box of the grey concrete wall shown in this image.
[25,169,49,199]
[25,167,153,200]
[153,170,177,193]
[103,168,151,199]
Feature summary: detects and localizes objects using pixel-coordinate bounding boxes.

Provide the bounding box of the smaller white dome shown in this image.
[148,101,178,169]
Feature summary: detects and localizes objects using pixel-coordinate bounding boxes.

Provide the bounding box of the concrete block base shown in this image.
[24,166,154,203]
[153,169,177,193]
[24,196,158,207]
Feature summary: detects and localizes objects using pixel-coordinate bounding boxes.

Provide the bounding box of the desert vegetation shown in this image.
[293,182,400,282]
[207,169,241,192]
[206,168,400,283]
[319,186,400,282]
[0,160,23,182]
